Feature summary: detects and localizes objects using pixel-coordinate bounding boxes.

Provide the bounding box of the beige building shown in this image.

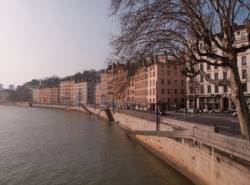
[186,25,250,110]
[95,83,101,105]
[32,88,40,103]
[95,71,109,105]
[74,82,88,105]
[32,87,60,104]
[60,78,75,105]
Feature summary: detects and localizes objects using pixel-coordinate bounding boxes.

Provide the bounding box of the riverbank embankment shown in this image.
[86,106,250,185]
[30,104,250,185]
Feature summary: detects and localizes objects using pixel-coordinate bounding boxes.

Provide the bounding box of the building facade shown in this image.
[186,25,250,110]
[59,79,75,105]
[95,72,109,105]
[146,59,186,111]
[95,83,101,105]
[74,82,88,105]
[32,87,60,104]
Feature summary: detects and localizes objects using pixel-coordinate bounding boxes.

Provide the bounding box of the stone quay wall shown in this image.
[86,106,250,185]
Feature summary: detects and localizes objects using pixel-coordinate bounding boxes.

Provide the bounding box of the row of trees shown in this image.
[110,0,250,139]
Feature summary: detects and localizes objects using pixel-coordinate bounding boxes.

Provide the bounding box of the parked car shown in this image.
[176,108,185,113]
[187,108,194,114]
[232,112,238,119]
[203,108,208,114]
[135,106,140,110]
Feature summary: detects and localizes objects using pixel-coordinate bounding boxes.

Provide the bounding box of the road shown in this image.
[164,112,241,136]
[117,109,241,136]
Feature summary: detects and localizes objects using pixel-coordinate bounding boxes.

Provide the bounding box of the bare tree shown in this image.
[111,0,250,139]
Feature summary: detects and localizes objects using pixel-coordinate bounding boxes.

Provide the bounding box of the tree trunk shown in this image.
[229,65,250,140]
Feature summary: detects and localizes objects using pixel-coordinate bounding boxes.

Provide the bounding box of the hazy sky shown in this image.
[0,0,118,87]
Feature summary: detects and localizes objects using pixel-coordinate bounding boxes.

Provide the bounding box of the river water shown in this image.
[0,106,193,185]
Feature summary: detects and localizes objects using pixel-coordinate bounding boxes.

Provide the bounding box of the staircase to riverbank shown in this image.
[105,108,114,121]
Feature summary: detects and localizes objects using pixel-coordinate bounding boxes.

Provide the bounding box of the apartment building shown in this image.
[74,82,88,105]
[127,66,148,107]
[186,24,250,110]
[32,88,40,103]
[95,83,101,105]
[146,59,186,111]
[126,57,186,111]
[32,87,60,104]
[88,82,96,105]
[60,78,75,105]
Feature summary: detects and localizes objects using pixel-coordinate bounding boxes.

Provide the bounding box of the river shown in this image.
[0,106,193,185]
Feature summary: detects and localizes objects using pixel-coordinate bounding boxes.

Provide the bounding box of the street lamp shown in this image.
[211,94,215,113]
[112,62,115,112]
[156,81,160,132]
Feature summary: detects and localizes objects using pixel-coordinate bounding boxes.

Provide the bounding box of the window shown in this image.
[207,73,211,80]
[215,85,219,93]
[167,80,171,85]
[223,72,227,80]
[190,86,193,94]
[181,80,184,85]
[174,65,177,70]
[174,89,177,94]
[168,98,170,102]
[181,89,185,95]
[223,86,228,93]
[161,89,165,94]
[214,61,218,69]
[200,63,204,70]
[242,83,248,92]
[214,73,218,80]
[242,69,247,79]
[200,85,204,94]
[168,89,171,94]
[174,80,178,84]
[242,56,247,66]
[207,85,211,93]
[207,64,211,70]
[161,79,164,85]
[200,75,204,82]
[174,98,177,102]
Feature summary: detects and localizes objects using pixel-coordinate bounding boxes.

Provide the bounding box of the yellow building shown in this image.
[59,78,75,105]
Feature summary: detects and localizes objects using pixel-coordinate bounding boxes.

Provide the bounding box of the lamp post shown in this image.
[156,81,160,131]
[112,62,115,112]
[211,94,215,113]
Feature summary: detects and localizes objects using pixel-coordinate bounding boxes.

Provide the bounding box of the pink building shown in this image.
[126,56,186,111]
[146,58,186,111]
